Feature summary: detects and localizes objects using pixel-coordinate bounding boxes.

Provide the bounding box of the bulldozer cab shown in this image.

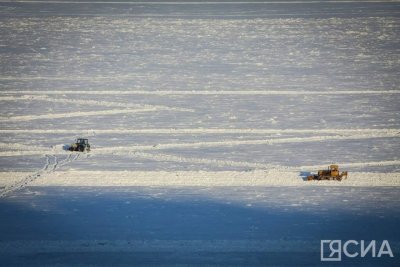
[307,164,347,181]
[329,164,339,176]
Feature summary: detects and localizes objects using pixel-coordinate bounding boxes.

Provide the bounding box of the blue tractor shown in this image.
[68,138,91,152]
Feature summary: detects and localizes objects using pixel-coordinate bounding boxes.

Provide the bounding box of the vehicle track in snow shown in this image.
[0,95,193,113]
[0,108,179,122]
[1,90,399,95]
[1,132,398,157]
[125,151,270,169]
[95,132,400,153]
[0,153,80,198]
[124,151,400,171]
[1,128,398,135]
[0,142,48,152]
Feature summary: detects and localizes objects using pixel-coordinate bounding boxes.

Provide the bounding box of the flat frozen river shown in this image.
[0,0,399,266]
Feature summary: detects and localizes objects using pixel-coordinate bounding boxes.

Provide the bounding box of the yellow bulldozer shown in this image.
[307,165,348,181]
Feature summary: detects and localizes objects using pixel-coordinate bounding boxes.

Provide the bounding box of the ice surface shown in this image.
[0,1,399,266]
[1,186,400,266]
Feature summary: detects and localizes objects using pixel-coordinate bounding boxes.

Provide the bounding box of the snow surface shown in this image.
[3,170,400,188]
[0,0,400,266]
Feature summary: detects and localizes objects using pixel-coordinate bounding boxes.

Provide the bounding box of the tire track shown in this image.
[122,151,276,169]
[0,142,47,151]
[298,160,400,170]
[127,151,400,172]
[0,128,398,135]
[0,153,80,198]
[1,1,397,4]
[1,1,396,4]
[95,132,400,153]
[1,108,170,122]
[0,95,193,113]
[1,90,399,95]
[0,131,398,157]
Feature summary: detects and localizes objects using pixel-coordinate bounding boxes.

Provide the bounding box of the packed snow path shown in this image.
[0,153,81,198]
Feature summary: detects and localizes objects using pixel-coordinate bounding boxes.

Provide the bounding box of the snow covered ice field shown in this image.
[0,0,400,266]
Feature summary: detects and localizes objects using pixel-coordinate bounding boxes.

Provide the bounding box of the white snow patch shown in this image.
[2,90,399,95]
[0,170,397,187]
[0,128,397,135]
[0,95,193,113]
[0,107,191,122]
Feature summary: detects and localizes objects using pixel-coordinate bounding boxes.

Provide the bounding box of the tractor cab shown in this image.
[69,138,91,152]
[76,138,89,145]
